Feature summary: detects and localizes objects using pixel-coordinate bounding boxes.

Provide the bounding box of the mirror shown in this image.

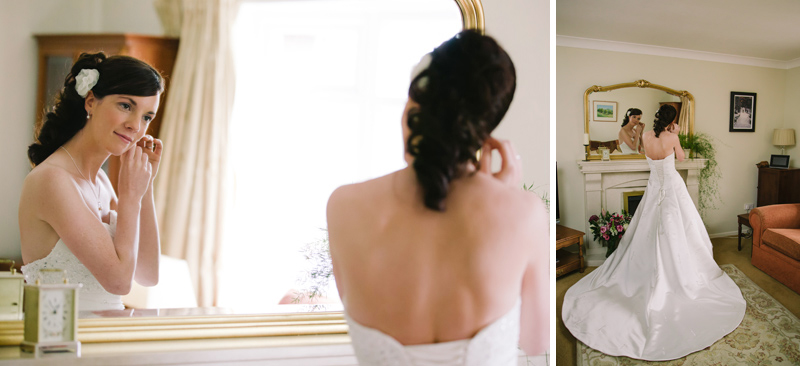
[583,80,694,160]
[0,0,485,346]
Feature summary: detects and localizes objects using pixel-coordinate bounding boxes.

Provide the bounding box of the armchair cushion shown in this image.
[763,229,800,261]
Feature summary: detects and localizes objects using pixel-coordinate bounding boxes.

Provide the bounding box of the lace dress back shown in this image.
[345,299,521,366]
[21,211,124,312]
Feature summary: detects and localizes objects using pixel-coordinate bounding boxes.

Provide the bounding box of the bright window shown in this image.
[219,0,462,311]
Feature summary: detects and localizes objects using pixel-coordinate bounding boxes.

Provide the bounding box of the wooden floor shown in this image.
[555,236,800,366]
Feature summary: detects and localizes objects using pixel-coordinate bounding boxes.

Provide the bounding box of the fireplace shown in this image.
[623,191,644,216]
[577,158,707,266]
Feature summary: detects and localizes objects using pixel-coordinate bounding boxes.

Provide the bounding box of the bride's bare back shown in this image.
[642,128,685,161]
[327,167,547,352]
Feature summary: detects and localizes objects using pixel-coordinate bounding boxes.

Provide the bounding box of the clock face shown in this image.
[39,289,73,342]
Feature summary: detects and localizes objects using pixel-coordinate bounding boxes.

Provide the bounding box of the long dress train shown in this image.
[562,152,745,361]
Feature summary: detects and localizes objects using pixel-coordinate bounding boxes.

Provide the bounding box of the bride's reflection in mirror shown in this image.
[618,108,645,154]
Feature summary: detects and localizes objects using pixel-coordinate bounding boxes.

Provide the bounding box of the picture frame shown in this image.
[592,100,617,122]
[729,92,756,132]
[769,154,790,169]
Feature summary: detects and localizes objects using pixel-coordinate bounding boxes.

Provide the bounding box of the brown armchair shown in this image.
[750,204,800,294]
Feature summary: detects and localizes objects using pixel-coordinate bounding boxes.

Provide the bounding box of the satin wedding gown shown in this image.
[562,152,746,361]
[345,299,521,366]
[21,211,125,311]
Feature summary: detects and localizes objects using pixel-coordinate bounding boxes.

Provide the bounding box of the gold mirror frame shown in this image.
[584,79,695,160]
[0,1,485,349]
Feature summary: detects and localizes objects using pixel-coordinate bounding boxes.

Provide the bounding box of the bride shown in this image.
[326,30,548,365]
[617,107,644,154]
[19,52,164,311]
[562,104,746,361]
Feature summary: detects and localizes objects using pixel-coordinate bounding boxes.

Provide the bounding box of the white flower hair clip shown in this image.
[410,53,432,91]
[75,69,100,98]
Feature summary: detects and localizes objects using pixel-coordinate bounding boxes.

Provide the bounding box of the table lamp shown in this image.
[772,128,796,154]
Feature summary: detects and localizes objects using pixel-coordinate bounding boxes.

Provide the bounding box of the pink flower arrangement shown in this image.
[588,209,633,257]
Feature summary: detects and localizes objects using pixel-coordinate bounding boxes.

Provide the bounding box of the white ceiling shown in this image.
[557,0,800,62]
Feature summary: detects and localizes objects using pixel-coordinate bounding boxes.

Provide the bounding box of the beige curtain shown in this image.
[678,95,690,135]
[153,0,239,307]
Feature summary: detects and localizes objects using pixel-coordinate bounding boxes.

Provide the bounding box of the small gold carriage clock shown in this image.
[21,269,82,357]
[0,259,24,320]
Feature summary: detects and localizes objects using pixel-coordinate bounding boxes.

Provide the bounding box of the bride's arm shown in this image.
[38,148,150,295]
[134,181,160,286]
[673,133,686,162]
[519,195,549,356]
[133,136,163,286]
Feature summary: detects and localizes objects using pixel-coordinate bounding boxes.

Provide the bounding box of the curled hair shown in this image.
[28,52,165,166]
[621,108,642,127]
[653,104,677,138]
[406,30,516,211]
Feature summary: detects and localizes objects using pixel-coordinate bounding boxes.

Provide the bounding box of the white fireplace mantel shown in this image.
[576,158,707,266]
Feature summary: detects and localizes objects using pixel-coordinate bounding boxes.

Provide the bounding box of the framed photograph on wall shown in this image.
[592,100,617,122]
[730,92,756,132]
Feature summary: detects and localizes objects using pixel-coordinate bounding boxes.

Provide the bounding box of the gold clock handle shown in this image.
[35,268,68,285]
[0,259,15,275]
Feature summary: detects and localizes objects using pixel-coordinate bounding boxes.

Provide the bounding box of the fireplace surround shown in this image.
[577,158,707,266]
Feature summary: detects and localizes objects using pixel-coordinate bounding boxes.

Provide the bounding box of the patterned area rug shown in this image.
[576,264,800,365]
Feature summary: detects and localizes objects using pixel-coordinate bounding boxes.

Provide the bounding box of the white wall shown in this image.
[485,0,551,201]
[0,0,161,260]
[784,66,800,163]
[557,45,790,237]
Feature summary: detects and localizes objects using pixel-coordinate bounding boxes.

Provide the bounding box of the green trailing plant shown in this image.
[678,132,720,217]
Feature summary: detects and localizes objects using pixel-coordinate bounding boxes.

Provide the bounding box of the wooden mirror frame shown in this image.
[0,0,485,348]
[584,79,695,160]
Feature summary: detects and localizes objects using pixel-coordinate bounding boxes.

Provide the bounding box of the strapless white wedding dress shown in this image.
[21,211,124,312]
[345,299,521,366]
[562,152,746,361]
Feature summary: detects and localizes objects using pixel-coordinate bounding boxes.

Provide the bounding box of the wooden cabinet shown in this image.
[757,167,800,207]
[556,224,585,278]
[35,34,179,191]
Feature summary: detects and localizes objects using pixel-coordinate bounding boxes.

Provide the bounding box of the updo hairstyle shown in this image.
[621,108,642,127]
[406,30,516,211]
[28,52,164,166]
[653,104,677,138]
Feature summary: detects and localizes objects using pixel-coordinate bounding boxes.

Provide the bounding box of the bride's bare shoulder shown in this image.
[23,162,73,191]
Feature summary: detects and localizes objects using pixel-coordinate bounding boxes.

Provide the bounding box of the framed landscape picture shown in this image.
[729,92,756,132]
[593,100,617,122]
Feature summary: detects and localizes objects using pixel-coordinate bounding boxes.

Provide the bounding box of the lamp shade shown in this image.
[773,128,796,147]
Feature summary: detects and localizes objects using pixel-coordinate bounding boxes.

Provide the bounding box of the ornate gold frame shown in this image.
[0,0,485,349]
[584,79,695,160]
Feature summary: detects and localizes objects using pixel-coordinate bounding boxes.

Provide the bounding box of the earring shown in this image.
[86,113,91,120]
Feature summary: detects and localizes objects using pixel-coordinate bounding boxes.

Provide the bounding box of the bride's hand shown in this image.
[479,137,522,188]
[118,146,152,202]
[136,134,163,183]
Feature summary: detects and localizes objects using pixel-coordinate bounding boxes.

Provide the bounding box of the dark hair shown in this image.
[28,52,164,166]
[406,30,516,211]
[653,104,677,138]
[621,108,642,127]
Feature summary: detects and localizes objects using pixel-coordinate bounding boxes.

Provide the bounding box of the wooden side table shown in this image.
[556,224,585,278]
[738,213,752,251]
